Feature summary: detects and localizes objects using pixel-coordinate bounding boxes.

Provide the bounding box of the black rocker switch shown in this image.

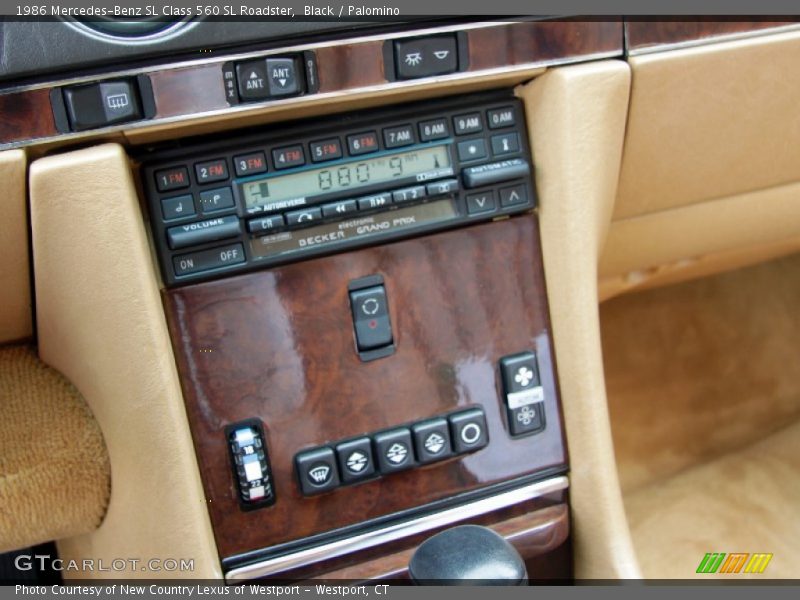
[348,275,395,361]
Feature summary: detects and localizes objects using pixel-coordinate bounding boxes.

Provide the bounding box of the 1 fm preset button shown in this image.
[449,408,488,453]
[412,418,453,464]
[335,438,376,483]
[295,447,340,496]
[373,428,416,474]
[155,166,190,192]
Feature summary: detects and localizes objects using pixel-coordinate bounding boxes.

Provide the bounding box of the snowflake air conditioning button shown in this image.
[499,351,546,437]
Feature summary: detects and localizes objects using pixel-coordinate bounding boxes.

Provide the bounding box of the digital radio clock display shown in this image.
[240,145,452,210]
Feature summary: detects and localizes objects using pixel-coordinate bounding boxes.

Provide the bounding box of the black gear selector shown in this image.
[409,525,528,585]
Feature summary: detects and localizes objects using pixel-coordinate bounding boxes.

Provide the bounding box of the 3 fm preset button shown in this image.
[373,428,416,473]
[449,409,488,453]
[295,447,339,495]
[234,152,267,177]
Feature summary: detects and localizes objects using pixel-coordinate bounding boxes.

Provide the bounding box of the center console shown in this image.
[139,91,569,581]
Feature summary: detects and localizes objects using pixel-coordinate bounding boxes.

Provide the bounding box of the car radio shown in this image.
[141,91,536,286]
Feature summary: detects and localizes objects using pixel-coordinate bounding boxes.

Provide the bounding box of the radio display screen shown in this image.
[240,145,452,209]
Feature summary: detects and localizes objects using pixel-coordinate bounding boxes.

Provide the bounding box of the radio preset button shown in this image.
[383,124,415,149]
[248,214,285,234]
[488,107,516,129]
[454,112,483,135]
[266,57,300,97]
[462,158,530,189]
[426,179,459,196]
[173,243,245,277]
[500,184,529,208]
[286,207,322,227]
[199,187,235,213]
[357,192,392,211]
[195,159,228,184]
[167,215,241,250]
[155,166,190,192]
[392,185,427,203]
[347,132,379,156]
[419,118,449,142]
[466,190,496,215]
[491,133,520,157]
[310,138,343,163]
[457,138,487,162]
[322,199,358,217]
[272,145,305,169]
[234,152,267,177]
[161,195,195,221]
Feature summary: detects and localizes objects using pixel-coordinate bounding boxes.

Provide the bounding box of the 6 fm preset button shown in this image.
[347,132,379,156]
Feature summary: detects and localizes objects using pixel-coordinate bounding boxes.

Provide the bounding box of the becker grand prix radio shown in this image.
[141,91,536,286]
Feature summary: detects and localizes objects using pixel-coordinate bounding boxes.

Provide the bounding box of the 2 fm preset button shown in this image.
[195,159,228,184]
[449,409,488,453]
[295,447,340,495]
[412,418,454,464]
[336,438,376,483]
[373,428,416,473]
[173,243,245,277]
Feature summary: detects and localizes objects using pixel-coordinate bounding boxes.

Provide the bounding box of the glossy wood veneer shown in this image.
[0,19,623,147]
[164,215,567,561]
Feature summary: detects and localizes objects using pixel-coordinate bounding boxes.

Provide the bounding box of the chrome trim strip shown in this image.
[626,22,800,56]
[224,474,569,582]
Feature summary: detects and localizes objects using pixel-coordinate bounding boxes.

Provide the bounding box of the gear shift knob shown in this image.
[408,525,528,585]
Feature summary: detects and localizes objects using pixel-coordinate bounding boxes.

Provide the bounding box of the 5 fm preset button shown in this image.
[310,138,343,162]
